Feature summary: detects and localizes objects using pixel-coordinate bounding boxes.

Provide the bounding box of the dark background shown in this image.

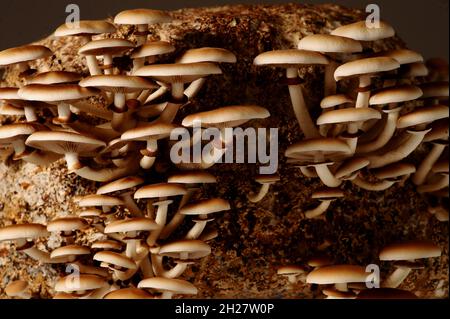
[0,0,448,59]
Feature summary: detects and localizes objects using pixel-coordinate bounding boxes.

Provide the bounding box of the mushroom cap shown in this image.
[317,107,381,125]
[397,105,449,129]
[104,218,159,234]
[253,49,329,67]
[335,157,370,179]
[50,245,91,259]
[54,274,107,292]
[182,105,270,128]
[0,123,37,144]
[54,20,115,37]
[93,251,137,270]
[134,183,187,199]
[78,194,124,207]
[320,94,353,109]
[298,34,362,53]
[0,87,20,100]
[26,131,106,156]
[78,38,134,56]
[432,158,449,174]
[134,62,222,83]
[373,162,416,180]
[401,62,429,78]
[91,240,122,251]
[306,265,368,284]
[104,288,153,299]
[356,288,417,299]
[138,277,198,295]
[167,171,217,184]
[311,187,344,199]
[5,280,29,297]
[285,138,352,163]
[0,45,52,66]
[369,85,423,105]
[47,217,88,232]
[331,20,395,41]
[0,103,25,116]
[179,198,231,216]
[121,122,178,141]
[27,71,82,85]
[158,239,211,259]
[178,47,237,64]
[18,84,99,102]
[419,81,449,99]
[379,240,442,261]
[277,265,307,275]
[131,41,175,59]
[114,9,172,25]
[307,255,334,268]
[377,49,423,65]
[79,75,156,93]
[78,208,103,218]
[0,223,48,242]
[97,176,144,195]
[334,57,400,81]
[255,174,280,184]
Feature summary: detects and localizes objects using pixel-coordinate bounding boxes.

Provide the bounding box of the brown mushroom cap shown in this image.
[317,107,381,125]
[369,85,423,105]
[335,157,370,179]
[97,176,144,195]
[79,75,156,93]
[0,103,25,116]
[311,188,344,199]
[104,288,153,299]
[5,280,29,297]
[178,47,237,64]
[0,223,49,242]
[356,288,418,299]
[379,240,442,261]
[253,49,329,67]
[307,255,333,268]
[131,41,175,59]
[277,265,307,275]
[50,245,91,259]
[423,119,448,142]
[78,194,125,207]
[138,277,198,295]
[121,122,178,142]
[158,239,211,259]
[255,174,280,184]
[0,45,52,66]
[91,240,122,251]
[134,183,187,199]
[298,34,362,53]
[54,274,107,293]
[331,20,395,41]
[18,84,99,102]
[419,81,449,99]
[376,49,423,65]
[93,251,137,270]
[27,71,82,85]
[0,123,37,144]
[396,105,449,129]
[335,57,400,81]
[322,288,356,299]
[167,171,217,184]
[47,217,88,233]
[78,39,134,56]
[306,265,368,284]
[320,94,353,109]
[179,198,231,216]
[373,162,416,180]
[54,20,115,37]
[134,62,222,83]
[114,9,172,25]
[104,218,159,234]
[285,138,351,163]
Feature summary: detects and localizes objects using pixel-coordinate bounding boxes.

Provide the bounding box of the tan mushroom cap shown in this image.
[78,194,125,207]
[104,288,153,299]
[50,245,91,259]
[54,20,115,37]
[0,103,25,116]
[134,183,187,199]
[311,187,344,199]
[307,255,333,268]
[253,49,329,67]
[182,105,270,128]
[114,9,172,25]
[356,288,417,299]
[432,158,449,174]
[396,105,449,129]
[131,41,175,59]
[79,75,156,93]
[97,176,144,195]
[0,45,52,66]
[47,217,88,232]
[377,49,423,65]
[379,240,442,261]
[298,34,362,53]
[331,20,395,41]
[138,277,198,295]
[91,240,122,250]
[134,62,222,83]
[26,131,106,156]
[419,81,449,99]
[78,38,134,56]
[78,208,103,218]
[335,57,400,81]
[167,171,217,184]
[18,84,98,102]
[369,85,423,105]
[320,94,353,109]
[423,119,448,142]
[179,198,231,216]
[0,123,37,143]
[27,71,82,85]
[158,239,211,259]
[54,274,107,292]
[121,122,178,141]
[178,47,237,64]
[306,265,368,284]
[285,138,352,163]
[5,280,29,297]
[255,174,280,184]
[0,87,20,100]
[335,157,370,179]
[93,251,137,270]
[277,265,307,275]
[0,223,49,242]
[401,62,429,78]
[104,218,159,234]
[317,107,381,125]
[373,162,416,180]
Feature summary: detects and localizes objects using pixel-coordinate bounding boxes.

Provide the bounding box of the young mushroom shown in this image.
[5,280,32,299]
[54,274,108,299]
[104,288,154,299]
[50,245,91,263]
[318,94,353,137]
[47,217,88,245]
[304,188,344,219]
[248,174,280,203]
[306,264,368,293]
[0,45,52,77]
[331,20,395,45]
[138,277,197,299]
[93,251,138,282]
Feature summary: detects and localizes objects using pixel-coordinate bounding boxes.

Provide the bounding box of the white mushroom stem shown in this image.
[85,55,102,76]
[140,139,158,170]
[112,267,137,282]
[413,143,446,185]
[151,254,188,279]
[368,130,430,169]
[383,267,412,288]
[11,139,26,156]
[298,166,318,178]
[186,220,210,240]
[22,151,61,167]
[125,238,138,259]
[355,75,372,108]
[158,83,185,123]
[103,55,114,75]
[65,152,82,172]
[305,200,332,219]
[352,176,396,191]
[313,163,342,187]
[286,67,320,138]
[136,24,148,46]
[24,106,38,122]
[417,174,449,193]
[139,256,154,278]
[121,193,143,217]
[334,283,348,292]
[75,161,140,182]
[147,200,172,247]
[160,291,174,299]
[114,93,126,111]
[324,61,338,96]
[57,102,72,122]
[184,78,207,100]
[143,85,169,105]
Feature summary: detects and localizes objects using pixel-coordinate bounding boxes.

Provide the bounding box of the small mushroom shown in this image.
[50,245,91,263]
[277,265,307,285]
[304,188,344,219]
[5,280,32,299]
[93,251,138,282]
[138,277,197,299]
[54,274,108,299]
[0,45,52,76]
[248,174,280,203]
[47,217,88,244]
[306,264,368,293]
[104,288,154,299]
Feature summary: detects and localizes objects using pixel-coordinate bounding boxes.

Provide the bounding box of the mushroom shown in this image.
[91,240,123,252]
[0,103,25,117]
[50,245,91,263]
[322,288,357,299]
[0,45,52,77]
[248,174,280,203]
[306,264,368,293]
[375,49,424,87]
[78,194,125,217]
[334,156,370,180]
[352,162,416,191]
[68,261,110,278]
[54,274,108,299]
[319,94,353,137]
[428,205,449,222]
[331,20,395,44]
[138,277,197,299]
[26,71,82,86]
[307,255,333,269]
[304,187,344,219]
[104,288,154,299]
[0,123,38,160]
[298,34,362,95]
[253,49,329,138]
[93,251,138,282]
[5,280,32,299]
[379,240,442,288]
[47,217,88,244]
[419,81,449,106]
[277,265,307,285]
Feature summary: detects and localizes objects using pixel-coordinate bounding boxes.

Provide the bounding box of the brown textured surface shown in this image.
[0,3,448,299]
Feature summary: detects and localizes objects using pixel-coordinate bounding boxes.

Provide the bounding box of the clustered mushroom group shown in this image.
[0,7,448,299]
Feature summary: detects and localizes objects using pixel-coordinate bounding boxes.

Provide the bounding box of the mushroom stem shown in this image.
[383,267,412,288]
[103,55,114,75]
[147,200,171,247]
[305,200,332,219]
[185,220,209,239]
[57,102,72,123]
[143,85,169,104]
[286,67,320,138]
[184,78,207,99]
[136,24,148,46]
[352,176,396,191]
[125,239,138,259]
[158,83,185,123]
[24,106,38,122]
[314,163,342,187]
[151,254,188,279]
[114,93,126,110]
[417,174,449,193]
[324,62,338,96]
[355,75,372,108]
[248,183,271,203]
[298,166,318,178]
[121,193,143,217]
[85,55,102,76]
[140,139,158,170]
[65,152,82,172]
[139,256,154,278]
[413,143,446,185]
[334,283,348,292]
[11,139,26,156]
[160,291,174,299]
[75,160,140,182]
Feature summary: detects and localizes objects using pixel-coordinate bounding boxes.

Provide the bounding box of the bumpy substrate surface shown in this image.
[0,3,448,298]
